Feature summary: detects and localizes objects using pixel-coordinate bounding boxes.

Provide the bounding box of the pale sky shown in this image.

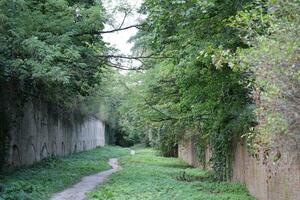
[102,0,144,56]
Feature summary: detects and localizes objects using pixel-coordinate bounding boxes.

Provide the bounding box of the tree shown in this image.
[0,0,108,108]
[113,0,255,180]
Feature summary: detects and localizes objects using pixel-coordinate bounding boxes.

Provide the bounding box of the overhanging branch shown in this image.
[98,54,173,60]
[105,61,143,71]
[73,24,142,36]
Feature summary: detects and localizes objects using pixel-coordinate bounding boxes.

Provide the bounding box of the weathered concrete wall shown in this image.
[178,137,300,200]
[178,136,211,168]
[232,140,300,200]
[178,137,199,167]
[7,101,105,167]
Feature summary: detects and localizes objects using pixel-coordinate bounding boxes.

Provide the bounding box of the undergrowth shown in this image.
[89,148,254,200]
[0,146,128,200]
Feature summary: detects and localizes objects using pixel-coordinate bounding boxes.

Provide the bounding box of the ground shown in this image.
[0,147,254,200]
[88,148,254,200]
[50,158,120,200]
[0,146,128,200]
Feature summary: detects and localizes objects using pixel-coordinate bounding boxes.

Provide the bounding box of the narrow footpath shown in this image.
[50,158,120,200]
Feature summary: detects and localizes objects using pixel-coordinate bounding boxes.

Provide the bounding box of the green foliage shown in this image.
[0,146,128,200]
[112,0,299,181]
[88,148,254,200]
[84,72,148,147]
[0,0,107,109]
[231,0,300,148]
[113,0,256,180]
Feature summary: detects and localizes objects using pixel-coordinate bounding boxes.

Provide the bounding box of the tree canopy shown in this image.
[0,0,108,109]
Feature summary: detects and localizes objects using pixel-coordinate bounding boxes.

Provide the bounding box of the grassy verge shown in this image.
[89,148,254,200]
[0,146,128,200]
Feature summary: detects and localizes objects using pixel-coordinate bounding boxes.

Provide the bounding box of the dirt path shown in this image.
[50,158,120,200]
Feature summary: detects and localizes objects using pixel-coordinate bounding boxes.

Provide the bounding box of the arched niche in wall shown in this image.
[26,137,37,165]
[83,141,86,151]
[61,142,65,156]
[26,144,37,164]
[73,143,77,154]
[77,141,81,151]
[40,143,48,160]
[11,145,21,166]
[52,142,57,156]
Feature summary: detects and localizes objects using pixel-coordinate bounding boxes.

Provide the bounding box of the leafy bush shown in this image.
[231,0,300,149]
[0,0,108,110]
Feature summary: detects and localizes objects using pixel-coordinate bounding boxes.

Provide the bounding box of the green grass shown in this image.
[0,146,128,200]
[89,148,255,200]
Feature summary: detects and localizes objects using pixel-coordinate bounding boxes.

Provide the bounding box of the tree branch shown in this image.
[73,24,142,36]
[98,54,172,60]
[105,61,143,71]
[118,12,129,29]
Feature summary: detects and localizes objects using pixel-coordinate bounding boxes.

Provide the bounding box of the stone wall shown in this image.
[178,137,300,200]
[232,140,300,200]
[178,136,199,167]
[7,101,105,167]
[178,135,211,168]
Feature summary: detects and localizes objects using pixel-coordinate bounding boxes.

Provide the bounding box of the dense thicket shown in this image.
[109,0,299,181]
[0,0,107,108]
[233,0,300,149]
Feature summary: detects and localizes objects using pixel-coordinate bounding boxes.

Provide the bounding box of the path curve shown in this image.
[50,158,120,200]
